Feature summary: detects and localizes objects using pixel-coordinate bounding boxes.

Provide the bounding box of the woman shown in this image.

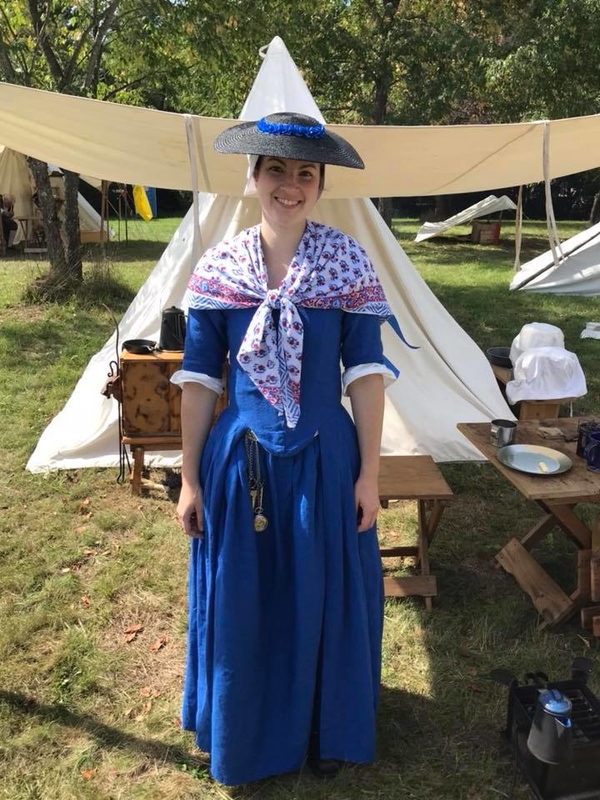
[173,112,397,785]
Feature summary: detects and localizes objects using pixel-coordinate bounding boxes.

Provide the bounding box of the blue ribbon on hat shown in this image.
[257,117,325,139]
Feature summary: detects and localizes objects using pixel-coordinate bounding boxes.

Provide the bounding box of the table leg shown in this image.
[540,502,591,549]
[520,513,558,550]
[418,500,433,611]
[130,446,144,495]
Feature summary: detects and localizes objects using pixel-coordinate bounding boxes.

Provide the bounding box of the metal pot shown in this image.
[159,306,186,351]
[527,688,573,765]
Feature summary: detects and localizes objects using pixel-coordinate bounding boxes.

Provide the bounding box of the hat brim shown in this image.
[214,120,364,170]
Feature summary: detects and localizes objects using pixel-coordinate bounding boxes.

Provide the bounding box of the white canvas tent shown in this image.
[415,194,517,242]
[26,37,512,472]
[0,145,109,242]
[510,221,600,295]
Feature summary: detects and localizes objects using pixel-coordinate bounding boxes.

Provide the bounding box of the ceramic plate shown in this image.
[497,444,572,476]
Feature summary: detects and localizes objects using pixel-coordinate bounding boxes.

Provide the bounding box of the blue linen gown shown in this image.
[181,304,385,785]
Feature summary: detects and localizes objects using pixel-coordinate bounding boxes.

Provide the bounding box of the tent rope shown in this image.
[513,185,523,272]
[543,121,564,268]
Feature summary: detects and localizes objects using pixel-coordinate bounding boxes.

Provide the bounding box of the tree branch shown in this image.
[84,0,122,93]
[26,0,64,85]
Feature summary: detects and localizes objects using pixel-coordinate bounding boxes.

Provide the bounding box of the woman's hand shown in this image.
[177,483,204,538]
[354,474,380,532]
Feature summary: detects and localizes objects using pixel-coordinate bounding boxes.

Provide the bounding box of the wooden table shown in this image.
[378,455,453,610]
[458,418,600,627]
[491,363,575,420]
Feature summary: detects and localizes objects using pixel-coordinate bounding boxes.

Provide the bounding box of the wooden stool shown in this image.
[378,455,453,610]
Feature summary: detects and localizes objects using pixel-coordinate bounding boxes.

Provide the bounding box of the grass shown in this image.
[1,215,599,799]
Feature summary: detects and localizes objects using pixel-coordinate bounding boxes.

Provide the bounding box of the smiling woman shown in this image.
[171,112,398,786]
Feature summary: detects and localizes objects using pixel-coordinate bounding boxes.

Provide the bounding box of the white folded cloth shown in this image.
[506,346,587,403]
[510,323,565,366]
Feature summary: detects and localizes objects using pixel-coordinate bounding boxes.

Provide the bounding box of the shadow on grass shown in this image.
[0,315,114,370]
[0,689,208,775]
[93,239,171,263]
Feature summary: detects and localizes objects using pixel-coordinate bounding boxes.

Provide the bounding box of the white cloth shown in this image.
[342,362,397,394]
[509,323,565,366]
[171,370,224,394]
[505,346,587,403]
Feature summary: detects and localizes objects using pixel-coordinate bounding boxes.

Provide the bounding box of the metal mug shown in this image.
[576,420,600,458]
[491,418,517,447]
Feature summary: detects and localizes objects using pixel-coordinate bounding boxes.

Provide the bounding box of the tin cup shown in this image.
[576,420,600,458]
[491,418,517,447]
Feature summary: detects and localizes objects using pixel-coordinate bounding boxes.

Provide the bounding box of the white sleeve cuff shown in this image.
[170,369,224,395]
[342,362,398,395]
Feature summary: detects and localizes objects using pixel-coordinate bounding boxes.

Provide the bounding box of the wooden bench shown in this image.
[378,455,453,610]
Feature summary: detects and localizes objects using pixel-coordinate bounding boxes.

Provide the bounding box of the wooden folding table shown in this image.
[458,419,600,627]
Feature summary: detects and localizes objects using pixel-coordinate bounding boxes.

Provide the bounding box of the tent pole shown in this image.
[513,186,523,272]
[100,180,108,242]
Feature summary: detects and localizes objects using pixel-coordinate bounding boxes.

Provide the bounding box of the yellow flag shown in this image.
[133,185,153,221]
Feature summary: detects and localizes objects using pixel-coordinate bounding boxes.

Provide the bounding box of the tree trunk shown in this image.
[63,170,83,282]
[377,197,394,228]
[27,157,68,279]
[26,158,83,292]
[590,191,600,226]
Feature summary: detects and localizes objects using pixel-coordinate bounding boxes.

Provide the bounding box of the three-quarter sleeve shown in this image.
[170,308,228,394]
[341,312,398,394]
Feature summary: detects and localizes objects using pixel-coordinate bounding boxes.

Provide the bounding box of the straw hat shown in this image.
[214,112,364,170]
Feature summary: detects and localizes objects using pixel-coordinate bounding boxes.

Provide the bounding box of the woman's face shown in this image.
[254,157,322,230]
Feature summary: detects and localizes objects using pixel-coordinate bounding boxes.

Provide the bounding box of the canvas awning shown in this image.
[415,194,517,242]
[2,70,600,197]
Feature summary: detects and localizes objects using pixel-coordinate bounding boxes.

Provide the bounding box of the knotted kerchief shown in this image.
[185,221,391,428]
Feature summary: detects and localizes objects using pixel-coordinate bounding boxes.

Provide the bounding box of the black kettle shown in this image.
[159,306,186,351]
[527,688,573,764]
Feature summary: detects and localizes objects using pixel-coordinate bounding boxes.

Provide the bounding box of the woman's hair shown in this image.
[254,156,325,191]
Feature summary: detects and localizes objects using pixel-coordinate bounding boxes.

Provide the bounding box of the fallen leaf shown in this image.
[577,634,591,648]
[124,624,144,635]
[81,768,96,780]
[150,636,167,652]
[140,686,161,698]
[61,567,71,574]
[123,707,134,718]
[80,595,91,607]
[123,623,144,643]
[77,498,91,514]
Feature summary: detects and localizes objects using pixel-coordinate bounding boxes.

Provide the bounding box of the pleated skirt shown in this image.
[181,413,384,785]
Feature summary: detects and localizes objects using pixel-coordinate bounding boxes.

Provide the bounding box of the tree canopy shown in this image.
[1,0,599,290]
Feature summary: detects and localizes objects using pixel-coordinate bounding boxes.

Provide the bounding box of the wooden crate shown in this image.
[120,351,183,436]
